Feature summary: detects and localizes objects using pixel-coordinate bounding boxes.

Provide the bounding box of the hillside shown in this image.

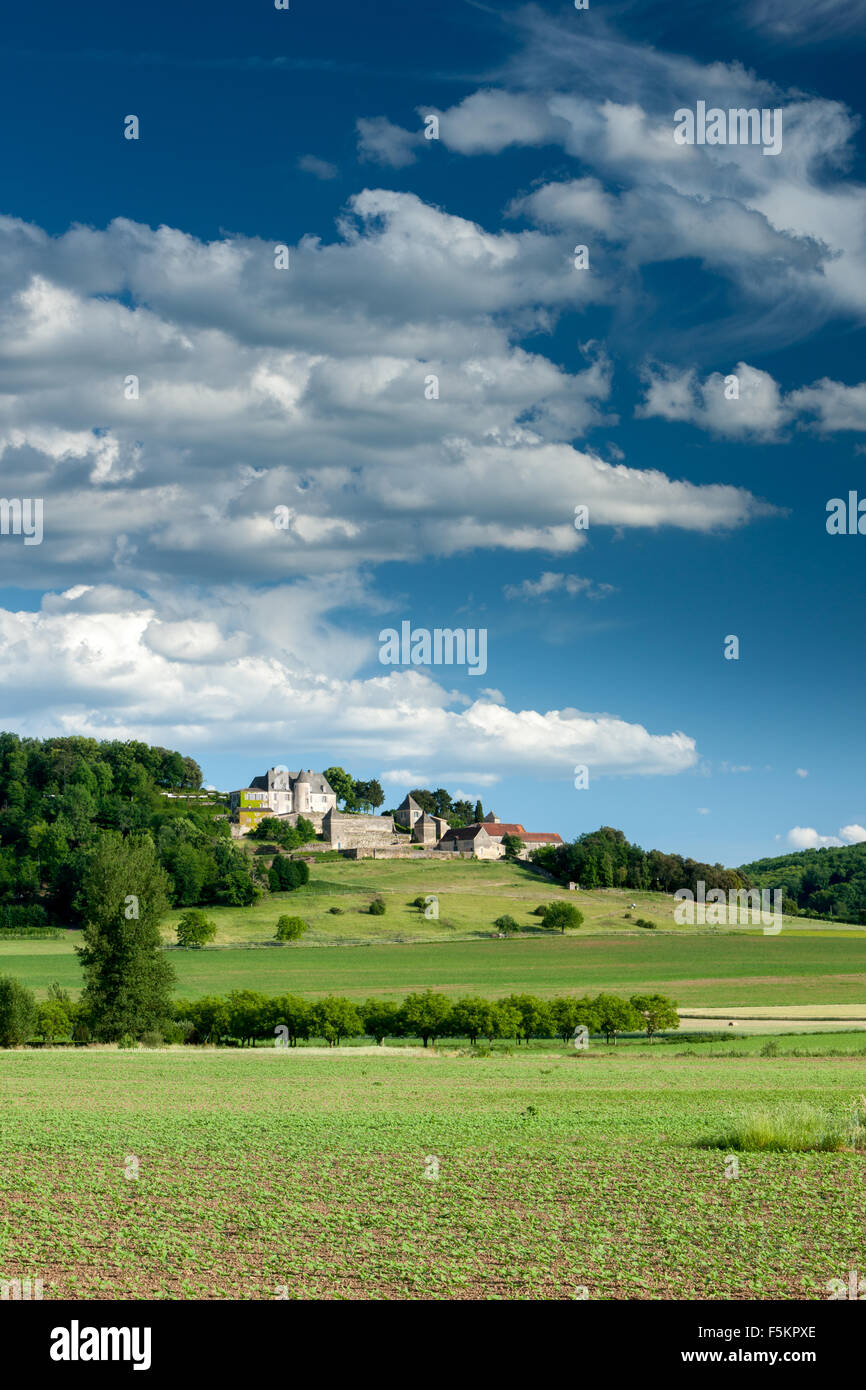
[740,840,866,924]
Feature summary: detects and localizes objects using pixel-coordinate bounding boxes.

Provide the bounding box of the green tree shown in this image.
[629,993,679,1042]
[176,909,217,949]
[274,915,308,941]
[549,996,599,1042]
[323,767,358,812]
[368,896,386,915]
[501,833,524,861]
[0,976,37,1046]
[76,832,174,1041]
[360,998,402,1045]
[594,993,642,1046]
[541,901,584,934]
[310,996,363,1047]
[226,989,269,1045]
[37,996,76,1042]
[270,993,311,1046]
[473,800,484,822]
[448,995,496,1045]
[502,993,552,1045]
[400,989,452,1047]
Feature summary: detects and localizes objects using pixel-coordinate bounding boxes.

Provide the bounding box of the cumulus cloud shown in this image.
[0,589,699,780]
[786,824,866,848]
[637,362,866,440]
[786,826,843,848]
[795,768,809,778]
[0,199,778,598]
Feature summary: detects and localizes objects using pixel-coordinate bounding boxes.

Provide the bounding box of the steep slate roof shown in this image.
[398,793,423,811]
[248,769,336,795]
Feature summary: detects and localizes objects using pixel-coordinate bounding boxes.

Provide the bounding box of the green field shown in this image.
[2,1046,864,1300]
[4,931,866,1006]
[3,858,865,1008]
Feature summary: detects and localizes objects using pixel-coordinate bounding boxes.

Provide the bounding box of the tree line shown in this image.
[0,980,679,1049]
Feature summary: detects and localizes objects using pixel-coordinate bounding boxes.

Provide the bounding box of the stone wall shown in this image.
[323,811,396,849]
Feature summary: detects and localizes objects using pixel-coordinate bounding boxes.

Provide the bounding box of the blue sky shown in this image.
[0,0,864,865]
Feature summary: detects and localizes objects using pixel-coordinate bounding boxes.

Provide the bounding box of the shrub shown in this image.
[368,897,386,916]
[531,905,548,917]
[493,914,519,934]
[760,1039,779,1057]
[0,976,38,1046]
[176,909,217,949]
[275,915,308,942]
[117,1034,138,1049]
[328,906,344,915]
[269,857,311,892]
[141,1030,163,1048]
[540,901,584,934]
[636,918,656,930]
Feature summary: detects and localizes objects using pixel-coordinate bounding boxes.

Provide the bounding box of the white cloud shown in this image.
[391,14,866,339]
[795,768,809,778]
[787,826,844,848]
[503,571,615,600]
[840,824,866,843]
[697,807,710,814]
[0,589,699,781]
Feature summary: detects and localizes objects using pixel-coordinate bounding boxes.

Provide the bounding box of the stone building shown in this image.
[230,767,337,829]
[394,793,424,829]
[411,812,450,845]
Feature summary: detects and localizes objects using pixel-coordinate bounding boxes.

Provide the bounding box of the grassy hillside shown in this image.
[3,858,863,1006]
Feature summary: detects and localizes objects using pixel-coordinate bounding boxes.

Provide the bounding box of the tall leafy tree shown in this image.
[76,832,174,1041]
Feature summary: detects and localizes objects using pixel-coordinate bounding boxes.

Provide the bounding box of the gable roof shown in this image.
[469,817,525,839]
[439,823,492,842]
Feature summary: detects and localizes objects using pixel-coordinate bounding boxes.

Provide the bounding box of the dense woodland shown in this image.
[533,825,752,897]
[741,842,866,924]
[0,733,262,927]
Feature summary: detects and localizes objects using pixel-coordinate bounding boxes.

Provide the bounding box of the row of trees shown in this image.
[0,980,679,1049]
[533,825,752,897]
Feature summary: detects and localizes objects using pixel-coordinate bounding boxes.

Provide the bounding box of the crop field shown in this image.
[1,1047,865,1300]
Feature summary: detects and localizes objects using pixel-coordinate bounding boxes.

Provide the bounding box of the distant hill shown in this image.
[740,842,866,924]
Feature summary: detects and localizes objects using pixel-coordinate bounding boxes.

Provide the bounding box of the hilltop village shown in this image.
[229,766,563,860]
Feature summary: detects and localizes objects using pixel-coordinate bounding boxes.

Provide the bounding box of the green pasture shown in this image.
[3,931,866,1007]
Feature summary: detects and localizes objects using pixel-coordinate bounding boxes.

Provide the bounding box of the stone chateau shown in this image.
[231,767,562,859]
